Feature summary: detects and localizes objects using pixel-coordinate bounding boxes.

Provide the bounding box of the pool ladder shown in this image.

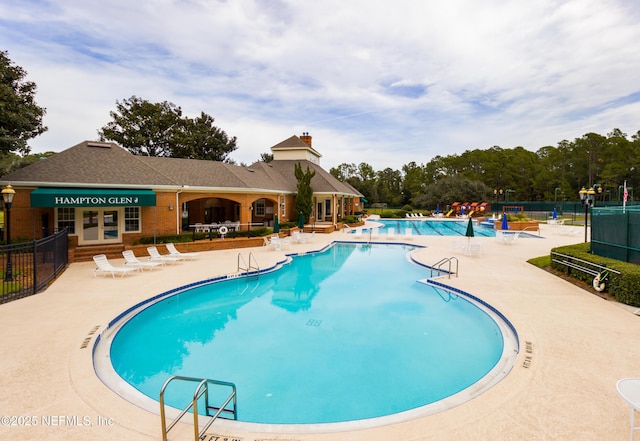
[237,252,259,279]
[159,375,237,441]
[430,257,459,279]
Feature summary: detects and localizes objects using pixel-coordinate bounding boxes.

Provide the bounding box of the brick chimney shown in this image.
[300,132,312,147]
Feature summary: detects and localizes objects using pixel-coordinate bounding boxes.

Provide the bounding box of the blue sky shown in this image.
[2,0,640,171]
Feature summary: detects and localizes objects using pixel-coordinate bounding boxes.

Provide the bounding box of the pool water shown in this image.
[367,219,496,236]
[107,243,510,425]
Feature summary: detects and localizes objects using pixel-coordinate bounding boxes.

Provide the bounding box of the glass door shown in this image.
[80,208,122,245]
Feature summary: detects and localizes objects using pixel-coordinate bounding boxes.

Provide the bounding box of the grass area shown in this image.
[528,255,551,268]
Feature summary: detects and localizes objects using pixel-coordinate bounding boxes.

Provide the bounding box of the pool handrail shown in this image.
[159,375,237,441]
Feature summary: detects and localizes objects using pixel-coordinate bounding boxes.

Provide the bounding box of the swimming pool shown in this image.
[95,242,518,430]
[363,219,497,236]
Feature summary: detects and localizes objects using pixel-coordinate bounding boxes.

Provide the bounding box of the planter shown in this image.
[496,220,540,231]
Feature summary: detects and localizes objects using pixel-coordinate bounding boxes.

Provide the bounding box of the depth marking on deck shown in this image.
[80,325,100,349]
[523,341,534,368]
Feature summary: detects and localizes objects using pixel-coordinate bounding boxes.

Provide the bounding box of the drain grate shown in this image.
[306,319,323,327]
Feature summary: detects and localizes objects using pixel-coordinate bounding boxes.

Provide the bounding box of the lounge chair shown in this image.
[404,228,413,240]
[122,250,162,271]
[386,227,396,239]
[370,227,380,239]
[166,243,199,260]
[93,254,137,278]
[147,246,182,265]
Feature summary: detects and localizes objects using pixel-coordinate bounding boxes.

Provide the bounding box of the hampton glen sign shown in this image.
[30,188,157,207]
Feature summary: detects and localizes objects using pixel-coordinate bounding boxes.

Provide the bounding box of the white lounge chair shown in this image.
[166,243,199,260]
[386,227,396,239]
[404,228,413,240]
[147,246,182,265]
[93,254,137,278]
[122,250,162,271]
[370,227,380,239]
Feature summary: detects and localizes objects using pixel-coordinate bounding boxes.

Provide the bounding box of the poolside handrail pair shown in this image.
[237,251,259,277]
[431,257,459,279]
[159,375,237,441]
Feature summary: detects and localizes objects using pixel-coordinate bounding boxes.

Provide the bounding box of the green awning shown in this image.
[30,188,156,208]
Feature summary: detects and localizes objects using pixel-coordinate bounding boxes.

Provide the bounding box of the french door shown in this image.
[80,208,121,245]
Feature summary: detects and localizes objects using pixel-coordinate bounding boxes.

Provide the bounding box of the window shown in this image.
[57,208,75,234]
[255,199,265,216]
[124,207,140,232]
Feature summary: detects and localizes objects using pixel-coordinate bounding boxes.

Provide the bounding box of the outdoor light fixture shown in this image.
[579,187,596,243]
[2,184,16,282]
[494,188,503,212]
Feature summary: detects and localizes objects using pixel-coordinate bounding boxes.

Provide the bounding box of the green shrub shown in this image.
[340,215,359,224]
[401,204,413,212]
[550,243,640,306]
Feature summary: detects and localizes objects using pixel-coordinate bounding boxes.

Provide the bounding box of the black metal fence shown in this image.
[0,228,68,304]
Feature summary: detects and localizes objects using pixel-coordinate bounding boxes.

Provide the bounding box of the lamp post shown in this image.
[248,205,253,234]
[2,184,15,282]
[579,187,595,243]
[554,187,561,207]
[493,188,503,213]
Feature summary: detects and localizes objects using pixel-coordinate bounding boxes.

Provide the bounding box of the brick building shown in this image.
[0,134,362,249]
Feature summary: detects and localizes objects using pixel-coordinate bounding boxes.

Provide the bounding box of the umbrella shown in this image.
[273,215,280,233]
[298,212,305,229]
[501,212,509,230]
[465,217,475,239]
[552,208,557,220]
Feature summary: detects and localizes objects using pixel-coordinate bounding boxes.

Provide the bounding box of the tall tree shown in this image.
[0,51,47,155]
[98,96,182,156]
[294,162,315,223]
[173,112,237,161]
[98,96,236,160]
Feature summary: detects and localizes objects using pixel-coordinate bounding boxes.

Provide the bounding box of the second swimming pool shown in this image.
[97,242,518,429]
[363,219,497,236]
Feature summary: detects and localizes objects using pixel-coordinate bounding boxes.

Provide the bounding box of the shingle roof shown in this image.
[270,135,323,158]
[1,140,362,197]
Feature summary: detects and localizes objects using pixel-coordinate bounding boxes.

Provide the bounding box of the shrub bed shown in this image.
[550,243,640,306]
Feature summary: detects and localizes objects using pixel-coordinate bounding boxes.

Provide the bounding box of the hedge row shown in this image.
[550,243,640,307]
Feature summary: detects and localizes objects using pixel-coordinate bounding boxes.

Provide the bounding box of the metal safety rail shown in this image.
[160,375,237,441]
[237,252,259,277]
[551,252,620,278]
[430,257,459,279]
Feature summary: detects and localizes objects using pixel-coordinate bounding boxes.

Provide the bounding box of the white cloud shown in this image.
[1,0,640,171]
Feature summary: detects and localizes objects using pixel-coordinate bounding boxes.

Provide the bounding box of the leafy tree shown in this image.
[0,51,47,155]
[0,151,56,176]
[98,96,236,160]
[98,96,182,156]
[294,162,315,223]
[412,175,492,209]
[260,152,274,162]
[172,112,237,161]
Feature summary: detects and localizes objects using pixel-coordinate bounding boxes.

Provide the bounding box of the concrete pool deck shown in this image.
[0,224,639,441]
